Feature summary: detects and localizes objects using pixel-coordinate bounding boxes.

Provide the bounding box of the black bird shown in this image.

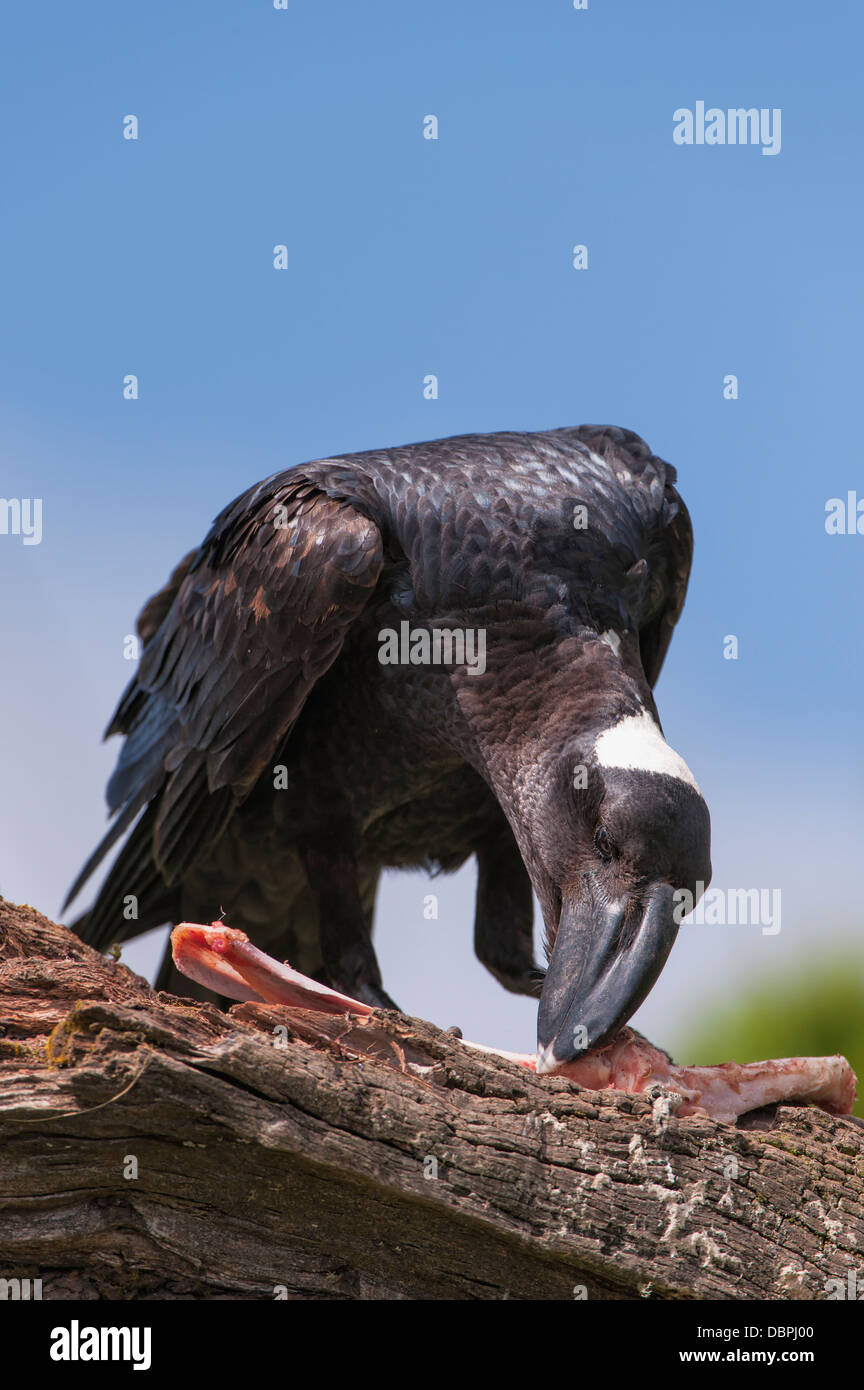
[66,425,711,1072]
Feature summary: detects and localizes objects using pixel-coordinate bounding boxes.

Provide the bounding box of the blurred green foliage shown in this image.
[674,955,864,1118]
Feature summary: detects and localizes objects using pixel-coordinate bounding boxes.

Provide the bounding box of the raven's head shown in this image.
[529,708,711,1072]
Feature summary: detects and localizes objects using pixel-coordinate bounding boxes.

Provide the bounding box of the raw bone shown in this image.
[170,922,856,1124]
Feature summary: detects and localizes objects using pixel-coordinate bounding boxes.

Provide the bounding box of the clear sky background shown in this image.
[1,1,861,1059]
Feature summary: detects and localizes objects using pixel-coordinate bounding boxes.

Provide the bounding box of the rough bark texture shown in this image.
[1,898,862,1301]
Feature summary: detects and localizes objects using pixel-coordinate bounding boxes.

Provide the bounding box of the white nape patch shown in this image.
[594,710,702,793]
[599,629,621,657]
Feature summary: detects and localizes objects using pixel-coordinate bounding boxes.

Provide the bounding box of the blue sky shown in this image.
[1,1,861,1057]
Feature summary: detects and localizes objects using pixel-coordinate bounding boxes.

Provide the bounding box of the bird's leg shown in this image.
[474,825,544,996]
[299,841,398,1010]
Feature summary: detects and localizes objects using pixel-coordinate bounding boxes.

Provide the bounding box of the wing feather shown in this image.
[67,473,383,932]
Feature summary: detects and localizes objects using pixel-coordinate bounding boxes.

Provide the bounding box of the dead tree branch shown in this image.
[1,899,861,1300]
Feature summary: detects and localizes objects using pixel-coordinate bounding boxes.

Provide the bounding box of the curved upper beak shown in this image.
[537,875,679,1072]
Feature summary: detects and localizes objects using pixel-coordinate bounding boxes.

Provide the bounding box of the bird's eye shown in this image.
[594,827,614,862]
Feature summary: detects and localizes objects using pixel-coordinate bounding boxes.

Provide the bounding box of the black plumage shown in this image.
[68,424,708,1060]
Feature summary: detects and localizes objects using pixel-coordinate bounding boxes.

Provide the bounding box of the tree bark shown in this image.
[1,898,862,1301]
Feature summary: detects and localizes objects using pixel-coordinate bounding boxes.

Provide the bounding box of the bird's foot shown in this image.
[488,964,546,998]
[352,981,400,1011]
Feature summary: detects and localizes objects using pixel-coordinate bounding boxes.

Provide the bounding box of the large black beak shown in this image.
[537,875,678,1072]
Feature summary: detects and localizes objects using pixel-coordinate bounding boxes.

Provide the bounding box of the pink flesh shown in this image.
[170,924,373,1017]
[535,1032,856,1122]
[170,922,856,1123]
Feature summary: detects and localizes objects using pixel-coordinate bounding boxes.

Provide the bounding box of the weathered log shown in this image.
[1,898,862,1301]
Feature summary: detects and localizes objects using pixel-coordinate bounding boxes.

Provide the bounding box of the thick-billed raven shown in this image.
[66,424,711,1072]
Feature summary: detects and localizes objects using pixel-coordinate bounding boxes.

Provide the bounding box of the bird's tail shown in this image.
[64,802,180,953]
[61,799,143,916]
